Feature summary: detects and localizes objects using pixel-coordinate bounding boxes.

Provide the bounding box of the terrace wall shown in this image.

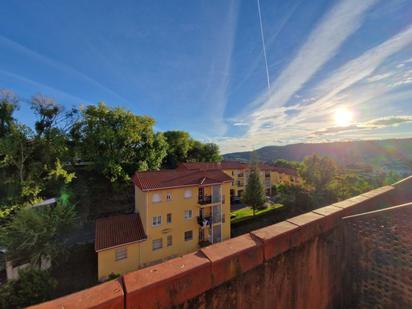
[29,177,412,309]
[344,202,412,308]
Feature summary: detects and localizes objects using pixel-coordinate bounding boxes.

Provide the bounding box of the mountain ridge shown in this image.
[223,137,412,174]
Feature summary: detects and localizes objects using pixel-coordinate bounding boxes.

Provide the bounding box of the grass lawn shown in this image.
[231,203,284,224]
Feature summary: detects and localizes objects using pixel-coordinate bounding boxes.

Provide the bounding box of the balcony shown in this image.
[198,195,212,205]
[197,215,212,227]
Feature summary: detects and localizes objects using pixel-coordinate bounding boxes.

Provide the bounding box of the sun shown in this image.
[334,107,353,127]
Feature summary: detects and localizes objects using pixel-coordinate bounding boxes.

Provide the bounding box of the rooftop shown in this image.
[132,169,232,191]
[95,214,146,251]
[178,160,299,176]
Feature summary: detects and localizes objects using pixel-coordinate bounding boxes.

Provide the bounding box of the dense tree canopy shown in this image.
[162,131,221,168]
[299,154,338,192]
[0,90,223,210]
[72,103,168,182]
[0,267,57,309]
[0,201,77,266]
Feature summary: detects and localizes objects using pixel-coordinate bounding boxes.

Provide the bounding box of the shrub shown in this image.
[0,268,57,309]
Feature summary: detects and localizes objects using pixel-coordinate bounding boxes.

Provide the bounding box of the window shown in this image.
[167,235,173,247]
[152,238,162,251]
[167,213,172,224]
[152,215,161,227]
[152,193,161,203]
[184,230,193,241]
[184,189,192,199]
[115,247,127,261]
[166,192,172,200]
[184,210,192,220]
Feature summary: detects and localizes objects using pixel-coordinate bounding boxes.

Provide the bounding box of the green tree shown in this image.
[30,94,63,138]
[0,89,19,138]
[242,164,266,216]
[73,103,167,182]
[0,268,57,309]
[274,183,314,214]
[327,174,372,201]
[162,131,221,167]
[0,201,77,267]
[163,131,192,168]
[200,143,221,162]
[299,154,338,191]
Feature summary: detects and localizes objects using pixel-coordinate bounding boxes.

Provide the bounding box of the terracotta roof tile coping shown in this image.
[200,234,262,263]
[286,212,325,227]
[123,251,212,307]
[250,221,299,260]
[124,251,210,291]
[200,234,264,287]
[27,279,124,309]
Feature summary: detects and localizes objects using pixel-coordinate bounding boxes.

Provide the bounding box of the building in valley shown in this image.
[95,168,232,281]
[178,160,303,201]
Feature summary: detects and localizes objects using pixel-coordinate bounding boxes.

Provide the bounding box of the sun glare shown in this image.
[334,107,353,127]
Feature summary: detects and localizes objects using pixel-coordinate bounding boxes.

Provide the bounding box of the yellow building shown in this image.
[178,161,302,200]
[95,169,232,281]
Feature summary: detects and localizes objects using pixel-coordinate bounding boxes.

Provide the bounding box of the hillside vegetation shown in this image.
[224,138,412,174]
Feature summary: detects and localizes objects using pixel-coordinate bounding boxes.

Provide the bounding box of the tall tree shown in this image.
[73,103,167,182]
[299,154,338,191]
[163,131,192,168]
[242,162,266,216]
[327,174,372,201]
[0,200,77,267]
[0,89,19,138]
[0,268,57,309]
[200,143,221,162]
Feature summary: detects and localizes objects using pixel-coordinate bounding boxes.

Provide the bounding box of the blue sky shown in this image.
[1,0,412,153]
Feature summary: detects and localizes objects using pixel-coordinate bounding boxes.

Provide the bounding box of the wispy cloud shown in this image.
[221,12,412,153]
[200,0,239,135]
[0,35,130,105]
[241,0,377,134]
[312,115,412,136]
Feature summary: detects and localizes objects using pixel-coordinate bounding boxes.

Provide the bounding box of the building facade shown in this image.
[95,169,232,280]
[178,160,303,200]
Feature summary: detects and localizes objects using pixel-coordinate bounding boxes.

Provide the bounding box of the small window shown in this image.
[167,235,173,247]
[152,193,161,203]
[166,192,172,200]
[167,213,172,224]
[115,247,127,261]
[152,215,161,227]
[184,230,193,241]
[152,238,163,251]
[184,210,192,220]
[184,189,192,199]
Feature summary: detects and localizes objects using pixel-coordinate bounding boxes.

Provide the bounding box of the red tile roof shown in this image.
[95,214,146,251]
[132,169,233,191]
[178,161,299,176]
[271,166,299,176]
[178,160,247,170]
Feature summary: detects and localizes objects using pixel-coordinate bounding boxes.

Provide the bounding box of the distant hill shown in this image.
[223,138,412,174]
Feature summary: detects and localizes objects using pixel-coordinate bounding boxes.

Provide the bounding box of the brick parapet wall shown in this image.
[29,177,412,308]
